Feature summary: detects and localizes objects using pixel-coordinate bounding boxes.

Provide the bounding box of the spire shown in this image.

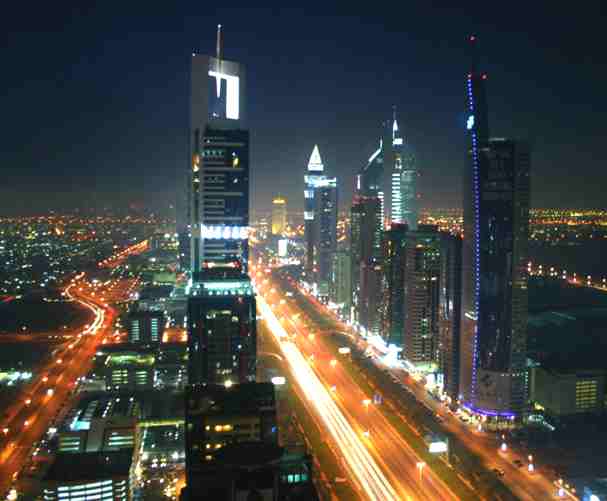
[216,24,223,61]
[307,145,324,172]
[392,105,399,138]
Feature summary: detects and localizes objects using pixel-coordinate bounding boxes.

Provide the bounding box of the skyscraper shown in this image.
[379,223,407,347]
[350,196,382,330]
[460,39,530,420]
[358,110,417,229]
[271,196,287,236]
[329,250,351,320]
[186,26,256,386]
[438,233,462,403]
[303,145,337,295]
[403,225,441,370]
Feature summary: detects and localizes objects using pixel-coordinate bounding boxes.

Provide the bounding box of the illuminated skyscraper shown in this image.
[271,196,287,235]
[459,38,530,420]
[186,26,256,386]
[350,196,382,331]
[403,225,441,370]
[303,145,337,295]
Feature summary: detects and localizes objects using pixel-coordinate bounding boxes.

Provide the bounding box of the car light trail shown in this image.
[258,295,399,501]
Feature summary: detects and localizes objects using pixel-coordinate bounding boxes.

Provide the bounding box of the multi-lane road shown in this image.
[0,242,146,498]
[254,265,460,500]
[271,267,576,501]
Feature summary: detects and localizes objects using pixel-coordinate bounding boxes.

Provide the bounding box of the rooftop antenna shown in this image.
[216,24,223,61]
[469,34,479,75]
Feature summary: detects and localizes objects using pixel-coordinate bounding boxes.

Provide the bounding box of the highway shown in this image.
[281,270,576,501]
[254,266,459,501]
[0,243,145,499]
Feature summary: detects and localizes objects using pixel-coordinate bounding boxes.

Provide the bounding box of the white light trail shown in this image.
[258,295,398,501]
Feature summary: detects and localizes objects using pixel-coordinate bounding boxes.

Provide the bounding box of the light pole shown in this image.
[416,461,426,482]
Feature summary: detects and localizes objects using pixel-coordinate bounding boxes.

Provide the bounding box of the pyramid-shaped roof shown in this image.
[307,144,324,172]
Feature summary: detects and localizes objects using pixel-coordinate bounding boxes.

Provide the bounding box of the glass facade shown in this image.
[460,70,530,417]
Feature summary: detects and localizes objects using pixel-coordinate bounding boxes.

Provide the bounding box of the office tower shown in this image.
[358,110,417,229]
[350,196,382,328]
[303,144,337,293]
[460,42,530,419]
[403,225,440,370]
[438,233,462,403]
[126,310,165,345]
[314,182,338,296]
[186,26,256,386]
[271,196,287,235]
[379,223,407,347]
[329,250,352,320]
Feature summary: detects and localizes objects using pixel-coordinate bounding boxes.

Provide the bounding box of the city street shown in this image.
[255,267,460,500]
[278,270,576,501]
[0,244,145,498]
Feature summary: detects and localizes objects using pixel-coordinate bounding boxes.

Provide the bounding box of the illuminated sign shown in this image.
[466,114,475,130]
[304,176,337,188]
[201,225,248,240]
[271,376,286,386]
[338,347,351,355]
[208,71,240,120]
[278,239,288,257]
[393,138,403,146]
[304,211,314,221]
[428,441,448,454]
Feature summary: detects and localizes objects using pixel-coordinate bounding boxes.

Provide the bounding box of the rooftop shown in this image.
[44,451,132,483]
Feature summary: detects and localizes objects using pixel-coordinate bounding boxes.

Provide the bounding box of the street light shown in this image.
[416,461,426,481]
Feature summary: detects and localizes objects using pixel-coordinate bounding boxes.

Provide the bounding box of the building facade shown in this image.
[350,196,382,329]
[379,223,407,347]
[403,225,441,370]
[329,250,352,320]
[460,61,530,419]
[186,28,256,386]
[438,233,462,402]
[187,276,256,385]
[127,310,165,345]
[303,144,337,295]
[271,196,287,236]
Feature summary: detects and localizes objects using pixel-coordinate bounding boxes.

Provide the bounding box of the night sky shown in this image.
[2,3,606,216]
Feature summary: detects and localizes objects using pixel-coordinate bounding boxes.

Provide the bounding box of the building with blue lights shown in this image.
[460,55,531,421]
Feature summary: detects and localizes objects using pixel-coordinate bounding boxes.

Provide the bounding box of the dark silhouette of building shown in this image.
[459,37,530,420]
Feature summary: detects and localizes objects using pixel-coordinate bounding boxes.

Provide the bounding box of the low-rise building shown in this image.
[530,364,606,419]
[42,450,132,500]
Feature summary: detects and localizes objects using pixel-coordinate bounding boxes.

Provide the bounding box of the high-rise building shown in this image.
[460,42,530,420]
[350,196,382,328]
[271,196,287,236]
[379,223,408,347]
[403,225,441,370]
[438,233,462,403]
[314,183,337,296]
[358,110,417,229]
[329,250,351,320]
[303,145,337,294]
[186,26,256,386]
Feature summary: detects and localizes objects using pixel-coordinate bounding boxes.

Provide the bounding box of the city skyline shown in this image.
[2,4,607,215]
[3,6,607,501]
